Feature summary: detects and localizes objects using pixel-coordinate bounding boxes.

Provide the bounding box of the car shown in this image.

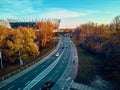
[65,45,68,48]
[55,52,59,57]
[42,81,55,90]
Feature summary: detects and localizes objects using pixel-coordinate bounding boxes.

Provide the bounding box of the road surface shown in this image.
[0,37,77,90]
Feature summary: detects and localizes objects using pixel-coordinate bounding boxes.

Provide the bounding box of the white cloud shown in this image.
[40,8,87,19]
[0,0,43,19]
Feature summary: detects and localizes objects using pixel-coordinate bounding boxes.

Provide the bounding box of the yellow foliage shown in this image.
[0,26,39,64]
[37,21,54,47]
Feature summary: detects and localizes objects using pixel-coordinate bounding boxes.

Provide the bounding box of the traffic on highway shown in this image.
[0,37,77,90]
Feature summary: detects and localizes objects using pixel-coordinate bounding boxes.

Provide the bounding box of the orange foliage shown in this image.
[52,23,59,29]
[36,21,54,48]
[0,26,39,64]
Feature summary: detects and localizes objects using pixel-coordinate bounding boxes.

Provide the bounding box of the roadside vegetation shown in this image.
[73,16,120,89]
[0,21,59,78]
[72,37,102,84]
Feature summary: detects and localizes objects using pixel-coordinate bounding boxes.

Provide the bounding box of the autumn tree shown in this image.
[36,21,54,48]
[73,15,120,89]
[0,26,39,64]
[17,26,40,60]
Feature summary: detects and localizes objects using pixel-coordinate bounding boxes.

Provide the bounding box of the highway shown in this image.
[0,37,76,90]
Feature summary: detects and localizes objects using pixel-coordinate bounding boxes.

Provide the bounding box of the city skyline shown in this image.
[0,0,120,28]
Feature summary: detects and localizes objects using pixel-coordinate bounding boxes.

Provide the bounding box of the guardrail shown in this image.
[0,42,59,82]
[23,45,65,89]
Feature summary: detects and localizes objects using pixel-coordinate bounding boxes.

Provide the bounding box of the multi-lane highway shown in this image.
[0,37,77,90]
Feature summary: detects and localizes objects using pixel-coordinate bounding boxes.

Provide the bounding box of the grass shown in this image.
[75,46,102,84]
[71,37,102,85]
[72,37,120,90]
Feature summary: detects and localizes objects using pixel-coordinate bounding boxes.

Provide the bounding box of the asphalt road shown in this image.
[0,37,75,90]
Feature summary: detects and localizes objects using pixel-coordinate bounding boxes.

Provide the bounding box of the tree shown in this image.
[36,21,54,48]
[0,26,39,64]
[112,16,120,32]
[17,26,40,60]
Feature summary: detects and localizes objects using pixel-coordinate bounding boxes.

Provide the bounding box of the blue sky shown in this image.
[0,0,120,28]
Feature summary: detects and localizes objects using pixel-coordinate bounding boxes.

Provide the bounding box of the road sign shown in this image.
[20,59,24,66]
[0,51,3,69]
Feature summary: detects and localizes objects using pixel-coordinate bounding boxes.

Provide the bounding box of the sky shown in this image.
[0,0,120,28]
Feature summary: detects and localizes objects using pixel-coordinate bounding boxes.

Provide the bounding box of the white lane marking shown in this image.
[0,40,62,89]
[34,70,39,73]
[0,84,7,88]
[25,81,31,86]
[23,77,28,80]
[23,49,65,90]
[8,85,14,90]
[67,87,70,90]
[71,80,74,85]
[9,80,14,83]
[48,70,59,81]
[50,70,59,80]
[62,82,67,90]
[61,87,64,89]
[17,88,21,90]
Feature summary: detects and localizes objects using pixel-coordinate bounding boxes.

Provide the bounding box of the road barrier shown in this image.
[0,41,61,82]
[0,39,62,82]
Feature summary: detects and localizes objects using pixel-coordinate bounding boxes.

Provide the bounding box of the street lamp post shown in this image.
[54,30,56,49]
[19,49,24,68]
[0,51,3,69]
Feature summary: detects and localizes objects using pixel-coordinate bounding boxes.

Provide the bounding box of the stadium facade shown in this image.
[0,18,61,29]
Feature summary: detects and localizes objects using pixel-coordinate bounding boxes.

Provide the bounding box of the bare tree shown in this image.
[112,15,120,31]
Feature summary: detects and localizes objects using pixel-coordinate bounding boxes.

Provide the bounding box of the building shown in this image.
[0,20,11,28]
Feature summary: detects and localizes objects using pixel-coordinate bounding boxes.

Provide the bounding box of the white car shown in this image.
[55,52,59,57]
[65,45,68,48]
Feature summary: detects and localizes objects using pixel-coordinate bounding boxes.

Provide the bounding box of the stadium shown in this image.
[0,18,61,29]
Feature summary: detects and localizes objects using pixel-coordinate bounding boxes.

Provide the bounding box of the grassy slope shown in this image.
[71,38,102,85]
[75,46,102,84]
[72,37,120,90]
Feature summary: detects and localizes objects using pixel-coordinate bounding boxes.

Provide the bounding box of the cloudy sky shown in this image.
[0,0,120,28]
